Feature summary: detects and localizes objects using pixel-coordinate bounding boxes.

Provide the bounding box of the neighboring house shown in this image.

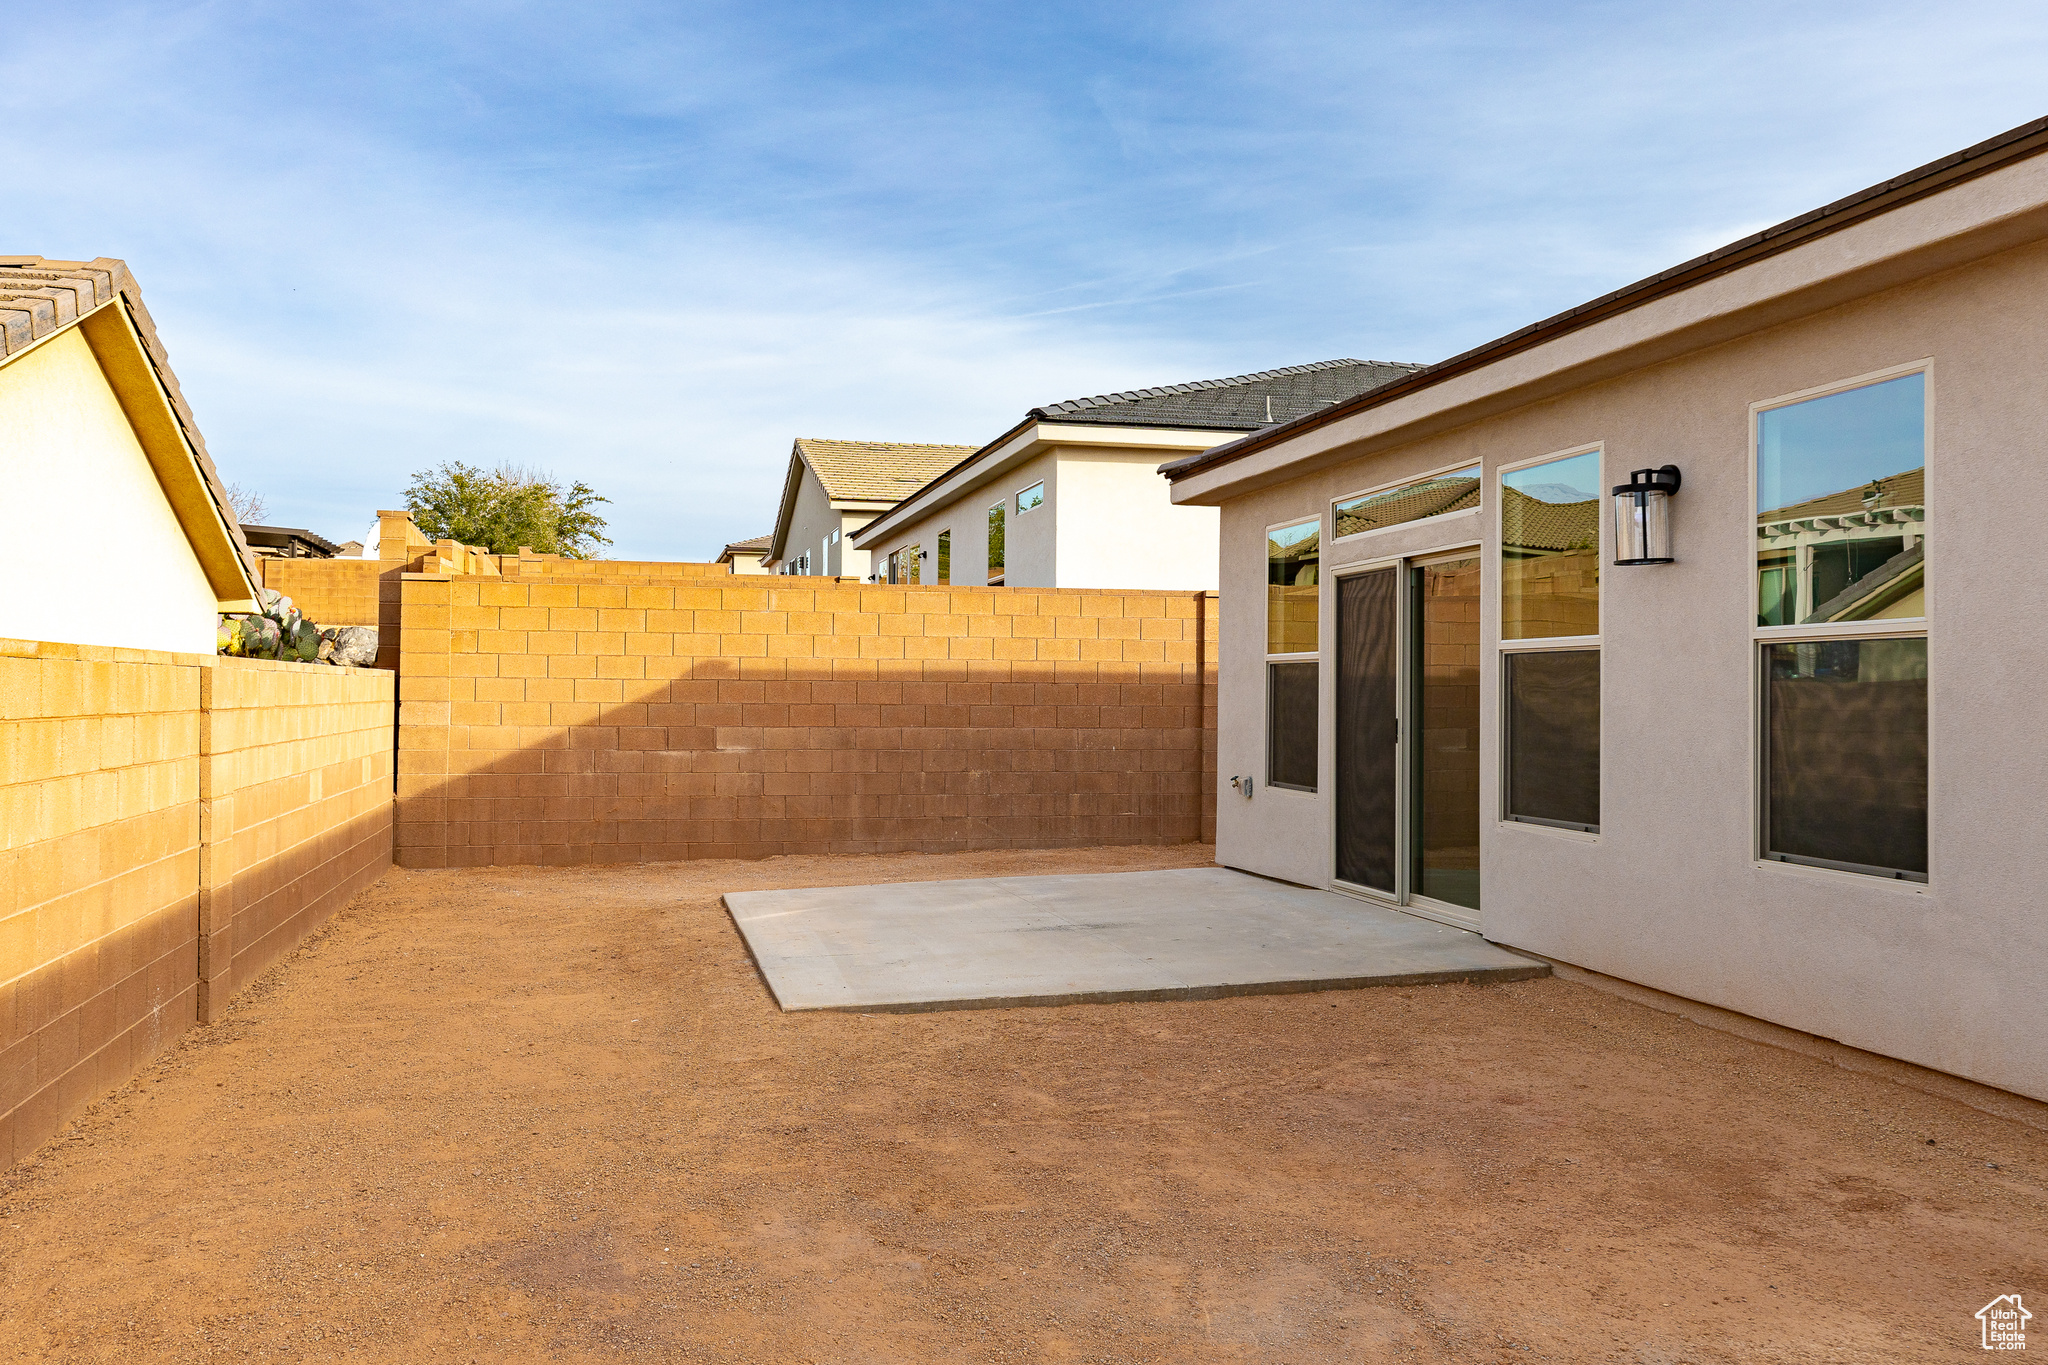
[1165,115,2048,1104]
[0,256,259,653]
[715,533,773,575]
[765,438,976,578]
[242,524,341,559]
[854,360,1421,590]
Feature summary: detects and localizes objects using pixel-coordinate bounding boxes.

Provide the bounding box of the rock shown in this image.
[329,626,378,667]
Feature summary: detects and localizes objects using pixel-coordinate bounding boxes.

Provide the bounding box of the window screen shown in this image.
[1504,650,1600,831]
[1764,637,1927,880]
[1267,661,1318,792]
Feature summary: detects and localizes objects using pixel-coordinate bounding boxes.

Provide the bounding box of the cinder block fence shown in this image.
[0,640,392,1164]
[390,563,1219,866]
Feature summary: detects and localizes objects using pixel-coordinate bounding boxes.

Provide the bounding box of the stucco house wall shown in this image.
[865,448,1055,585]
[1200,210,2048,1102]
[1054,451,1220,590]
[776,466,864,578]
[864,445,1220,589]
[0,328,221,654]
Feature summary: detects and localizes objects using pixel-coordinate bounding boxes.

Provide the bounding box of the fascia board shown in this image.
[1170,149,2048,506]
[74,299,260,609]
[851,422,1240,549]
[1032,422,1245,450]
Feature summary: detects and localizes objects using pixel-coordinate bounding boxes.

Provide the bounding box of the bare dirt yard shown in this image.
[1,844,2042,1364]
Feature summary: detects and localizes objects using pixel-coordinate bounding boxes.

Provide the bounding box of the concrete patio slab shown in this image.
[722,866,1547,1012]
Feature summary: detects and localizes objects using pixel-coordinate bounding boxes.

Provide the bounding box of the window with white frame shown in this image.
[1265,516,1320,791]
[1498,447,1603,832]
[1755,369,1928,881]
[1016,482,1045,513]
[1333,463,1480,539]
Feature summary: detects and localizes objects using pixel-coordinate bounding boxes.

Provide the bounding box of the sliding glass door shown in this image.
[1334,553,1484,925]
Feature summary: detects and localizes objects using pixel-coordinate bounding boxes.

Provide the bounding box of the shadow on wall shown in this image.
[388,572,1219,866]
[0,642,393,1166]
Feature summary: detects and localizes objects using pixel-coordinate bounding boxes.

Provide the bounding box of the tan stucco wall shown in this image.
[1213,233,2048,1101]
[779,465,876,578]
[0,330,220,653]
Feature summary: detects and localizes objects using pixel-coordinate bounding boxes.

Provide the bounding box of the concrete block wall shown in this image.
[0,638,394,1166]
[392,574,1219,866]
[261,557,382,629]
[0,639,202,1167]
[197,657,394,1020]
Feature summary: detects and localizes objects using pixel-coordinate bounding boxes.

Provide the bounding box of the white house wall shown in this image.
[865,446,1221,590]
[869,449,1057,586]
[779,465,875,578]
[0,328,220,654]
[1213,232,2048,1102]
[1053,451,1219,590]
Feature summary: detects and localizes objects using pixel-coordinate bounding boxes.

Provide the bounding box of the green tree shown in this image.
[403,461,612,558]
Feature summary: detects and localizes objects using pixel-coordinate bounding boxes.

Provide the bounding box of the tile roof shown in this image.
[1501,487,1601,553]
[721,533,772,553]
[1760,466,1924,522]
[0,255,257,580]
[1031,359,1425,432]
[794,438,978,504]
[1335,474,1482,538]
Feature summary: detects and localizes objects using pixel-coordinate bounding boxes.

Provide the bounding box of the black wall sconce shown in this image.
[1612,465,1682,565]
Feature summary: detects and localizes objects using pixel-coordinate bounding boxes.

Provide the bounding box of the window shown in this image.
[1265,516,1320,792]
[1333,464,1480,539]
[987,501,1005,580]
[1755,371,1928,881]
[1267,661,1318,791]
[1266,518,1320,655]
[1757,373,1925,627]
[1017,482,1045,513]
[1499,447,1601,834]
[1504,650,1599,831]
[936,530,950,584]
[887,544,920,585]
[1501,449,1601,640]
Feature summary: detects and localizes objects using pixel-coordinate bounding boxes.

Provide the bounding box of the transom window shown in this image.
[1333,464,1480,539]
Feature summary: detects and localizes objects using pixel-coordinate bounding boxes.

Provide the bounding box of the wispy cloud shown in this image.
[6,1,2046,555]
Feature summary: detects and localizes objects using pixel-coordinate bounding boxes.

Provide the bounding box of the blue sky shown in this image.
[10,2,2046,557]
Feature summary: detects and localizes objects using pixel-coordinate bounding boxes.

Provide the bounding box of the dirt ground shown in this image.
[1,844,2042,1364]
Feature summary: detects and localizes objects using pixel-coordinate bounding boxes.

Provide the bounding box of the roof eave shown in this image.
[74,298,260,608]
[1163,111,2048,496]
